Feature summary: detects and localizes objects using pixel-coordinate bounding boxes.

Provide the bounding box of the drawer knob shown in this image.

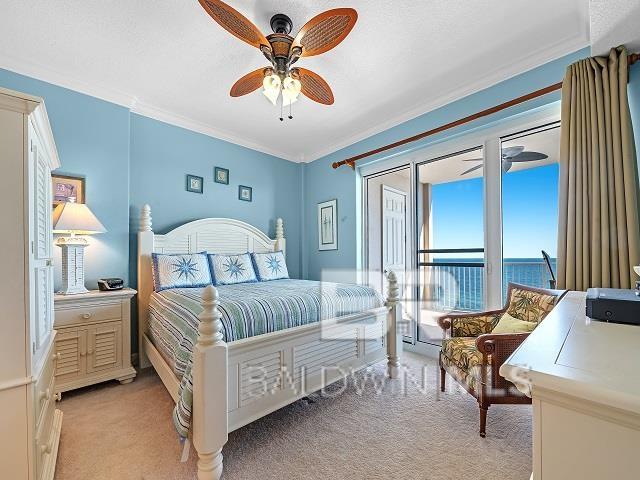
[39,388,51,403]
[81,313,92,319]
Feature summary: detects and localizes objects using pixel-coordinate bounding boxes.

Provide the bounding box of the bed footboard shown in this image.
[193,285,227,480]
[191,274,402,479]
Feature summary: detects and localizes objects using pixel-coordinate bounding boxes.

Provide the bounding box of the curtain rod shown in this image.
[332,53,639,170]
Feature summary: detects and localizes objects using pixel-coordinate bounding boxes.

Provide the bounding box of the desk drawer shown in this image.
[55,302,121,327]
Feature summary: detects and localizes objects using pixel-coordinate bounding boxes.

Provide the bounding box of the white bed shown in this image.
[137,205,402,480]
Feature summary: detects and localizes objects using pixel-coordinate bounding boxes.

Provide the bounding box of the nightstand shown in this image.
[53,288,137,396]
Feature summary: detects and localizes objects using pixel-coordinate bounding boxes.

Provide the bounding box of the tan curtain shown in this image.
[557,47,640,290]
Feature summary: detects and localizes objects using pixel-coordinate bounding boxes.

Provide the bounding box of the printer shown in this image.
[586,288,640,326]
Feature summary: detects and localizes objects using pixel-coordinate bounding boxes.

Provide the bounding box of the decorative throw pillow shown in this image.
[251,251,289,281]
[491,312,538,334]
[208,253,258,285]
[151,252,212,292]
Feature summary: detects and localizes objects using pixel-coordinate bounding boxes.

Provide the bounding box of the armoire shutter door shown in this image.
[33,266,53,352]
[87,322,122,373]
[33,143,51,260]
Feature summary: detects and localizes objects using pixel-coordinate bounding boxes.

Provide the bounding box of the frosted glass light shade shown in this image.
[262,87,280,105]
[53,202,106,235]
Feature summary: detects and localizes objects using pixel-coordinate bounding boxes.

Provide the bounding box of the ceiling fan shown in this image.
[198,0,358,119]
[460,146,548,176]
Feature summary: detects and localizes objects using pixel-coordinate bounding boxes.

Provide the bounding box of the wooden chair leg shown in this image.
[440,367,446,392]
[479,405,488,438]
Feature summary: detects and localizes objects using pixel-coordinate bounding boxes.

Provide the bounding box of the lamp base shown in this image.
[56,237,89,295]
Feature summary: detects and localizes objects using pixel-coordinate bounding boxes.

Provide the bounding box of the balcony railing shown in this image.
[419,248,555,312]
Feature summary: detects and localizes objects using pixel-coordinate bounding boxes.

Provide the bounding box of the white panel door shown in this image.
[382,185,407,297]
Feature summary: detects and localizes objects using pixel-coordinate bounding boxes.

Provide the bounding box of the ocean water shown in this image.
[427,258,556,311]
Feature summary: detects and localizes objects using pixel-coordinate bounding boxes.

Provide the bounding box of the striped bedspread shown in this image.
[147,279,384,437]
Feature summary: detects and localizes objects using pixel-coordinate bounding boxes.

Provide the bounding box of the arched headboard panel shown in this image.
[137,205,285,368]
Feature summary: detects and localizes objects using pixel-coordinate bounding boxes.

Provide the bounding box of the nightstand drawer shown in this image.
[55,302,121,327]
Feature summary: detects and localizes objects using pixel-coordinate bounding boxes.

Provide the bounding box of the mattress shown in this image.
[147,279,384,437]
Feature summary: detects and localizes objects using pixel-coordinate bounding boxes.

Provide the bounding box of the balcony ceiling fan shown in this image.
[460,146,548,176]
[198,0,358,116]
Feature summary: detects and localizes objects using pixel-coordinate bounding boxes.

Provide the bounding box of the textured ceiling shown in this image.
[0,1,590,162]
[590,0,640,56]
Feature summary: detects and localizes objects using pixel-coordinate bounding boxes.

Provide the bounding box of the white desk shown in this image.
[500,291,640,480]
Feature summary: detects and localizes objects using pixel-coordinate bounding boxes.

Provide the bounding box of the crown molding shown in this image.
[0,50,136,109]
[0,50,301,163]
[300,31,590,163]
[130,102,300,162]
[0,24,588,166]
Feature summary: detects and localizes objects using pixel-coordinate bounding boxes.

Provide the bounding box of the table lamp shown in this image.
[52,201,106,294]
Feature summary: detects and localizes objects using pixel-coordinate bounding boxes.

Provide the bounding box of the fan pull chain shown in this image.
[280,97,284,122]
[288,100,293,120]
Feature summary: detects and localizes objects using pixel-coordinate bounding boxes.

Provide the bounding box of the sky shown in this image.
[431,163,559,259]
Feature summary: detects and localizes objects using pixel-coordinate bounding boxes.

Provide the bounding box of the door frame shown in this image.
[361,164,416,343]
[358,102,561,345]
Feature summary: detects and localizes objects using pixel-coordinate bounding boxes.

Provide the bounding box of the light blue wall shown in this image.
[301,48,592,281]
[0,68,131,291]
[128,113,303,282]
[0,69,303,298]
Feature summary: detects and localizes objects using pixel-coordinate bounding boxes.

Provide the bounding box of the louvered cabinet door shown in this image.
[30,130,54,363]
[86,321,122,374]
[54,327,87,386]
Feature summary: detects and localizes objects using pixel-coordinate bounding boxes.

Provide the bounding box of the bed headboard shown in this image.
[136,204,285,368]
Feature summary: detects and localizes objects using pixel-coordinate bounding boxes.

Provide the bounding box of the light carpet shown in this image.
[54,352,532,480]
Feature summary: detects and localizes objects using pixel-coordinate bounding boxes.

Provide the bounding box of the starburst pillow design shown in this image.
[151,252,212,292]
[251,251,289,281]
[208,253,257,285]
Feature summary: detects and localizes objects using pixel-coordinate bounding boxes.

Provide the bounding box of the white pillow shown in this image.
[151,252,212,292]
[208,253,257,285]
[252,251,289,281]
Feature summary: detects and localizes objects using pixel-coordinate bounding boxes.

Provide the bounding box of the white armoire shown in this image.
[0,87,62,479]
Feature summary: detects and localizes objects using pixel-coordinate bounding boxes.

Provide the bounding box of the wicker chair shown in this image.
[437,282,567,437]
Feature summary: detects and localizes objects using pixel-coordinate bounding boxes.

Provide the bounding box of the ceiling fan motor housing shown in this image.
[270,13,293,34]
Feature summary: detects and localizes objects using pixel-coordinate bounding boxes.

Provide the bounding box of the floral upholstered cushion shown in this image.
[151,252,212,292]
[506,288,558,323]
[441,337,486,392]
[451,313,502,337]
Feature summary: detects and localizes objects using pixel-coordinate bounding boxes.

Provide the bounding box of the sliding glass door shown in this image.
[501,123,560,298]
[416,147,485,345]
[360,106,561,348]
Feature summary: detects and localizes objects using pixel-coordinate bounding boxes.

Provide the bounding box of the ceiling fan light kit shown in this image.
[198,0,357,119]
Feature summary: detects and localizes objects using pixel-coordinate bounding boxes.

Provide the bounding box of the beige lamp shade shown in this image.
[52,202,106,235]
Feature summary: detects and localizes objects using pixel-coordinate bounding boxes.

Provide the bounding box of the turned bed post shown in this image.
[138,204,154,369]
[386,271,403,379]
[192,285,228,480]
[275,217,286,256]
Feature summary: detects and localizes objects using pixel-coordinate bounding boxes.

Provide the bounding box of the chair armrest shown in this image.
[475,333,529,360]
[475,332,530,389]
[438,310,504,338]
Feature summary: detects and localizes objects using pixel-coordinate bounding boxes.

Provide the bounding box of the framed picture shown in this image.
[238,185,252,202]
[186,174,204,194]
[52,174,85,206]
[318,199,338,250]
[214,167,229,185]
